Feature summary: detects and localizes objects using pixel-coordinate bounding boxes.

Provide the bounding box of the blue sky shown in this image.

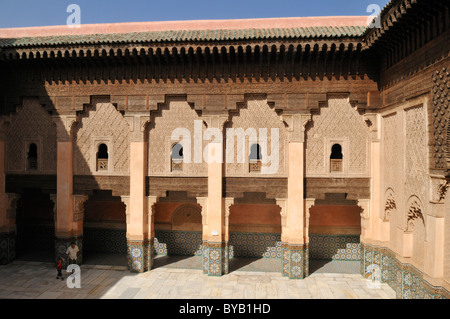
[0,0,391,28]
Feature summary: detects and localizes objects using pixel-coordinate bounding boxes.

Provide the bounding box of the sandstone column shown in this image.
[281,113,310,279]
[424,178,448,278]
[201,114,228,276]
[365,113,383,242]
[52,114,82,265]
[125,113,150,272]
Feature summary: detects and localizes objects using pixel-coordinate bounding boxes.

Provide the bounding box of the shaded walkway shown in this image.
[83,252,127,267]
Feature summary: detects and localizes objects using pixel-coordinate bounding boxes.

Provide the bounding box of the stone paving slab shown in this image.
[0,260,396,299]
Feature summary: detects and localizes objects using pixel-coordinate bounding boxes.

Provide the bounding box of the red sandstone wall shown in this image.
[154,202,187,224]
[309,205,361,235]
[84,201,126,223]
[229,204,281,225]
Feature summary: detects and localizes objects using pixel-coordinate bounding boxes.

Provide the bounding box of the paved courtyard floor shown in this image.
[0,260,396,299]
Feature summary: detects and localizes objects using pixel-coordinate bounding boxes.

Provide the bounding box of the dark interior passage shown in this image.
[15,189,55,262]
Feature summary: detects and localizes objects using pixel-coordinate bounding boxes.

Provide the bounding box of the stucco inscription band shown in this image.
[0,0,449,300]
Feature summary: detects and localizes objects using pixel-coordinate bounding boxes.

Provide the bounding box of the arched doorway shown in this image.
[153,202,203,269]
[15,189,55,262]
[83,190,127,266]
[308,193,362,274]
[228,194,282,273]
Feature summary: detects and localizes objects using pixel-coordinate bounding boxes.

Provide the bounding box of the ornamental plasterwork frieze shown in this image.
[384,189,396,222]
[196,197,208,227]
[51,114,77,142]
[363,113,380,141]
[357,199,370,230]
[72,195,88,222]
[406,196,425,232]
[430,176,449,203]
[281,113,311,143]
[276,199,287,228]
[431,67,449,171]
[124,113,150,142]
[120,196,130,225]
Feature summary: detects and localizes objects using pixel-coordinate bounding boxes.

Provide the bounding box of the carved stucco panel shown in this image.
[225,96,287,177]
[148,97,207,176]
[6,99,56,173]
[73,103,130,175]
[305,95,370,176]
[404,104,428,215]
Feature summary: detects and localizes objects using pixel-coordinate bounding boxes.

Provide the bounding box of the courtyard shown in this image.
[0,259,396,299]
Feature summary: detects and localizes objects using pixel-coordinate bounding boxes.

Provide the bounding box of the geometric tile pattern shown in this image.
[309,235,361,261]
[153,230,203,256]
[229,232,282,258]
[361,243,450,299]
[144,238,154,271]
[83,228,127,254]
[281,243,308,279]
[201,241,229,277]
[0,232,16,265]
[127,240,145,273]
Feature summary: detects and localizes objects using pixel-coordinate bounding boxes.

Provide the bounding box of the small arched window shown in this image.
[330,144,343,172]
[27,143,38,170]
[97,143,109,171]
[249,144,262,172]
[171,143,183,172]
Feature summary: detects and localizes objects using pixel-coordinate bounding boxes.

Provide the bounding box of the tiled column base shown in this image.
[144,238,154,271]
[0,232,16,265]
[127,239,146,273]
[55,236,83,268]
[202,241,229,276]
[281,243,308,279]
[361,242,450,299]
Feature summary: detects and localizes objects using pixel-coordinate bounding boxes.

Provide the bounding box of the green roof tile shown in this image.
[0,25,367,48]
